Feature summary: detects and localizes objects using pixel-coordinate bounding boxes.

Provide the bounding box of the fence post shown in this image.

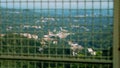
[113,0,120,68]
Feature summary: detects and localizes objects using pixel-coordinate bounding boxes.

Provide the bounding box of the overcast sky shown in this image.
[0,0,113,9]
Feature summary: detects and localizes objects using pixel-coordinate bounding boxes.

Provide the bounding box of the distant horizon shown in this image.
[0,0,113,9]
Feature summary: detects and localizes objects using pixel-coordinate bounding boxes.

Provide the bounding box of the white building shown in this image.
[56,32,70,39]
[0,34,5,37]
[53,40,58,44]
[43,35,53,41]
[20,33,38,40]
[87,48,96,56]
[68,41,83,56]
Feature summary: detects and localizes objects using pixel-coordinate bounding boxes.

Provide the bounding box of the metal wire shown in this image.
[0,0,114,68]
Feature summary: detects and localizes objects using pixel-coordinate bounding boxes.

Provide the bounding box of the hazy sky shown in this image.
[0,0,113,9]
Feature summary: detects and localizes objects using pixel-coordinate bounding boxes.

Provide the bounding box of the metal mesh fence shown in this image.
[0,0,114,68]
[0,60,112,68]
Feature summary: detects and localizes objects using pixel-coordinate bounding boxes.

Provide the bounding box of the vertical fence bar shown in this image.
[113,0,120,68]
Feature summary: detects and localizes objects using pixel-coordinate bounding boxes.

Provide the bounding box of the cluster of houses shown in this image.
[68,41,96,56]
[20,33,38,40]
[39,28,96,56]
[23,25,42,29]
[38,28,71,50]
[6,25,42,31]
[68,41,84,56]
[0,33,38,40]
[35,17,56,23]
[0,26,96,56]
[42,27,71,43]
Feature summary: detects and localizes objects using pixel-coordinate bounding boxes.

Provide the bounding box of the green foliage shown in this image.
[96,51,102,56]
[0,34,41,46]
[77,53,85,57]
[0,34,41,54]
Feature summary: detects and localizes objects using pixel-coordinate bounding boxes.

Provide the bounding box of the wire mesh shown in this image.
[0,0,114,68]
[0,59,112,68]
